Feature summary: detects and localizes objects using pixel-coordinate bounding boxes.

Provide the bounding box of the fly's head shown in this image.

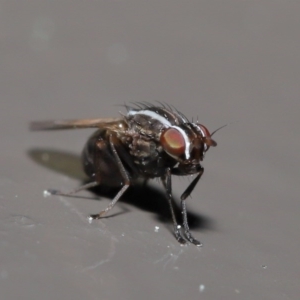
[160,122,217,175]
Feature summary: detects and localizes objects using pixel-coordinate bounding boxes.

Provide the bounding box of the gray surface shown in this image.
[1,1,300,299]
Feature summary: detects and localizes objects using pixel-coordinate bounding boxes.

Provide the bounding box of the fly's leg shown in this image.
[181,197,201,246]
[180,168,204,246]
[89,134,130,219]
[180,168,204,200]
[47,181,99,196]
[162,169,187,245]
[89,184,129,219]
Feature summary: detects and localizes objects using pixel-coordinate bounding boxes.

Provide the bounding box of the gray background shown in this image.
[1,1,299,299]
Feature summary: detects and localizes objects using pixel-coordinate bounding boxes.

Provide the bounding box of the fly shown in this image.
[30,104,217,246]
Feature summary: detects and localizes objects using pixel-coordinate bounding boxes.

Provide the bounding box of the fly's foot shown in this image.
[174,225,187,245]
[45,189,61,195]
[184,231,202,247]
[89,214,101,220]
[89,210,106,221]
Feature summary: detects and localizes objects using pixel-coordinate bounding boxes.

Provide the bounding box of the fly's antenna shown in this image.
[210,124,228,136]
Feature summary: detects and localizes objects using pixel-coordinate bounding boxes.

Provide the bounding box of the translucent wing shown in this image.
[30,118,122,131]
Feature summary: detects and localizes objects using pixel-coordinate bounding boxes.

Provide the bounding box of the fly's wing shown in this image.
[30,118,123,131]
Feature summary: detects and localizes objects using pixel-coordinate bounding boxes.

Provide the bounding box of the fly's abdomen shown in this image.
[81,130,123,187]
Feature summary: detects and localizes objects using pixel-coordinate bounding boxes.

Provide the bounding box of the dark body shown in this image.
[83,113,176,184]
[30,104,217,246]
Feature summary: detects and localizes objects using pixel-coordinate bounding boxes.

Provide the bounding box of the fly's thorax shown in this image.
[126,106,188,140]
[126,110,168,140]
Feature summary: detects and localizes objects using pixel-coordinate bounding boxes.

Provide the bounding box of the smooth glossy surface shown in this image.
[1,1,300,299]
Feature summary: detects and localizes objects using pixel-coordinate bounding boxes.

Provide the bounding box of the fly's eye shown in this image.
[160,128,185,157]
[198,124,211,138]
[198,124,217,148]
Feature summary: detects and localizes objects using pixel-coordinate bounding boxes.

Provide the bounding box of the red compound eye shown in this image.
[198,124,217,148]
[160,128,185,157]
[198,124,211,138]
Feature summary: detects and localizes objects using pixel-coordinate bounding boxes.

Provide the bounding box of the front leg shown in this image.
[161,169,187,245]
[180,168,204,246]
[180,167,204,200]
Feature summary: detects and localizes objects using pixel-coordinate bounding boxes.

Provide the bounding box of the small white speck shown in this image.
[199,284,205,292]
[88,216,93,223]
[262,265,267,269]
[43,190,51,197]
[154,226,160,232]
[177,225,181,229]
[121,233,125,237]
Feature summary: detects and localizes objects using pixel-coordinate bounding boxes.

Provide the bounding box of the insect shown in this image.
[30,104,218,246]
